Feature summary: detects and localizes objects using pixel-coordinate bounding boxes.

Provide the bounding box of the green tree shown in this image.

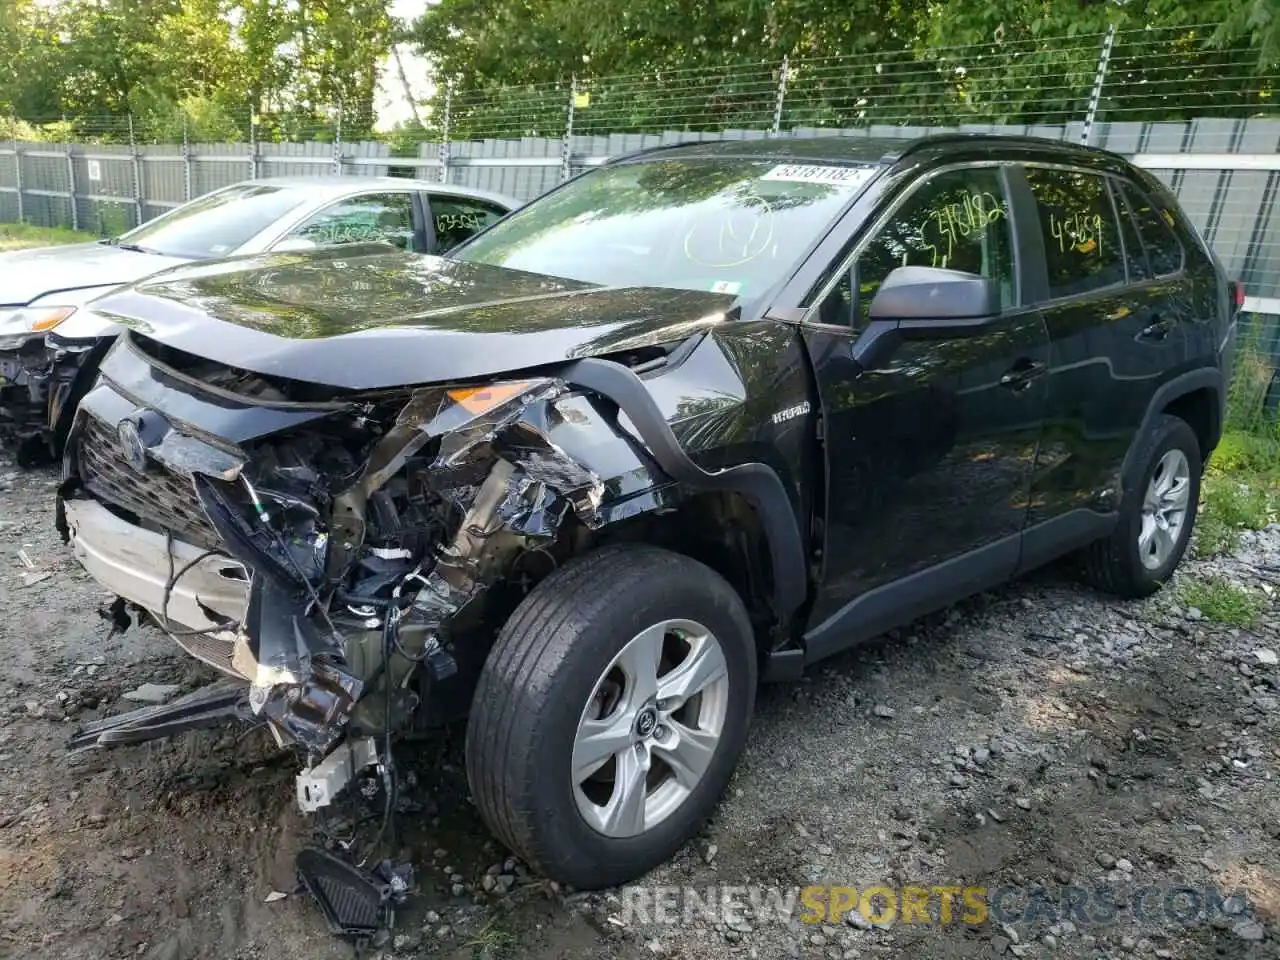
[0,0,69,122]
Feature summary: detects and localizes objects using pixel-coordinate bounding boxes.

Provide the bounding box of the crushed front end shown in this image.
[1,318,109,466]
[59,329,618,803]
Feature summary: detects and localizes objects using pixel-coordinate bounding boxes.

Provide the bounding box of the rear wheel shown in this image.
[465,543,757,889]
[1080,414,1201,598]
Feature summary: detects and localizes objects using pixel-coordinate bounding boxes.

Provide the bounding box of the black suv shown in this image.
[59,135,1236,893]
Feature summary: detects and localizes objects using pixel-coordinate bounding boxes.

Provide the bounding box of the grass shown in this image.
[1194,329,1280,557]
[463,918,518,958]
[0,223,96,251]
[1195,458,1278,557]
[1177,576,1266,626]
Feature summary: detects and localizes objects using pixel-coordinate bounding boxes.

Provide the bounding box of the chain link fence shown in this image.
[1,23,1278,421]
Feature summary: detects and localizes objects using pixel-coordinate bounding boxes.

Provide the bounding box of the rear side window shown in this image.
[1024,167,1126,299]
[430,196,508,251]
[1121,183,1184,276]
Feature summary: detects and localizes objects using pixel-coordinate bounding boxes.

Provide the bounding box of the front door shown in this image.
[800,165,1050,647]
[275,191,423,252]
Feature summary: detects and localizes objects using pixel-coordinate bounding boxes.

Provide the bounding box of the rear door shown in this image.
[423,194,511,253]
[1014,165,1188,561]
[799,163,1050,648]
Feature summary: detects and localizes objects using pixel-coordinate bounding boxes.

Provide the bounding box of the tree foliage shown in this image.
[0,0,1276,143]
[412,0,1279,135]
[0,0,396,141]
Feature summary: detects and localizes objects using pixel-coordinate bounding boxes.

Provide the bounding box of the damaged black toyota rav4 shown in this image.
[59,135,1236,893]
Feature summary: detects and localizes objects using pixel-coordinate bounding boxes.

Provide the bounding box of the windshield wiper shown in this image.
[97,236,154,254]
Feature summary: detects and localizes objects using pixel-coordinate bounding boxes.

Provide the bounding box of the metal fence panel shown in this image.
[260,141,332,179]
[192,142,253,196]
[140,146,187,211]
[346,141,392,178]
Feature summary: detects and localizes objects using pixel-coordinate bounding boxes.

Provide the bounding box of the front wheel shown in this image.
[1080,413,1202,598]
[465,543,757,889]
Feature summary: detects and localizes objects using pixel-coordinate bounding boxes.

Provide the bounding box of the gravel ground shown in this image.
[1,455,1277,960]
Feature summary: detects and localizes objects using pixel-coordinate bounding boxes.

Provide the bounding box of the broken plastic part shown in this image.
[195,475,327,603]
[295,846,393,943]
[372,859,414,904]
[296,737,379,813]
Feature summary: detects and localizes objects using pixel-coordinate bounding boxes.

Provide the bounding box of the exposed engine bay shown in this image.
[197,376,607,761]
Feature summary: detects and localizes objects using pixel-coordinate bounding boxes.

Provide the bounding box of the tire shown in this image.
[1080,413,1202,598]
[465,543,757,889]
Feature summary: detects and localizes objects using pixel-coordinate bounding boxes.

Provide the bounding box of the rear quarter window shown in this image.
[1024,167,1127,300]
[1120,182,1185,276]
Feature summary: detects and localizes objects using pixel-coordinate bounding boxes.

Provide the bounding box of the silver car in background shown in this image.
[0,176,519,463]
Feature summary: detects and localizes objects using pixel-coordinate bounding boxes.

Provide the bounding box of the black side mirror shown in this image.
[852,266,1002,370]
[867,266,1001,323]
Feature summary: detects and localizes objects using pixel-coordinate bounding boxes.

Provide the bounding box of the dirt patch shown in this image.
[0,457,1276,959]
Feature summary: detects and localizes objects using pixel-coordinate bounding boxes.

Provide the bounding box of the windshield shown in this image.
[451,158,876,298]
[117,184,310,259]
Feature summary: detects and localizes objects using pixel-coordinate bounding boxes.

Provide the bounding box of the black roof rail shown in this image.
[599,129,1123,171]
[889,130,1115,158]
[602,140,713,165]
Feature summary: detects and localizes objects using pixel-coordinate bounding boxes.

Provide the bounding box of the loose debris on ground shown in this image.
[0,456,1277,959]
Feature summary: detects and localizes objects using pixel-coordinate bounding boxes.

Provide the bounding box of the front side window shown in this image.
[1121,182,1184,277]
[284,192,415,250]
[817,167,1016,328]
[1024,167,1126,299]
[451,158,876,298]
[119,184,310,259]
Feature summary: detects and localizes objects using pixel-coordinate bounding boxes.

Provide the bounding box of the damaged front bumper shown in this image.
[64,498,249,673]
[59,331,666,810]
[1,332,109,466]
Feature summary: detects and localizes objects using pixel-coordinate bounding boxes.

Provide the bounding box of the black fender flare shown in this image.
[1120,366,1224,489]
[559,357,808,621]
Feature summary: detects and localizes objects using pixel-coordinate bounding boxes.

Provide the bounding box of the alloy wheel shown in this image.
[1138,448,1192,570]
[572,618,730,838]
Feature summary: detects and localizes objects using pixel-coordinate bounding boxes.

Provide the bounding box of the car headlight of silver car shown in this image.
[0,306,78,350]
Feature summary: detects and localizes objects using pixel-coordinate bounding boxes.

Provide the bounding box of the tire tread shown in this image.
[465,543,752,885]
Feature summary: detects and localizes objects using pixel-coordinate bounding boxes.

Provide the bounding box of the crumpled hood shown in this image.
[0,242,189,306]
[84,246,738,389]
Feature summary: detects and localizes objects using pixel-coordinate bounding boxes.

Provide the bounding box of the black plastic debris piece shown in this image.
[295,846,401,943]
[67,683,255,750]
